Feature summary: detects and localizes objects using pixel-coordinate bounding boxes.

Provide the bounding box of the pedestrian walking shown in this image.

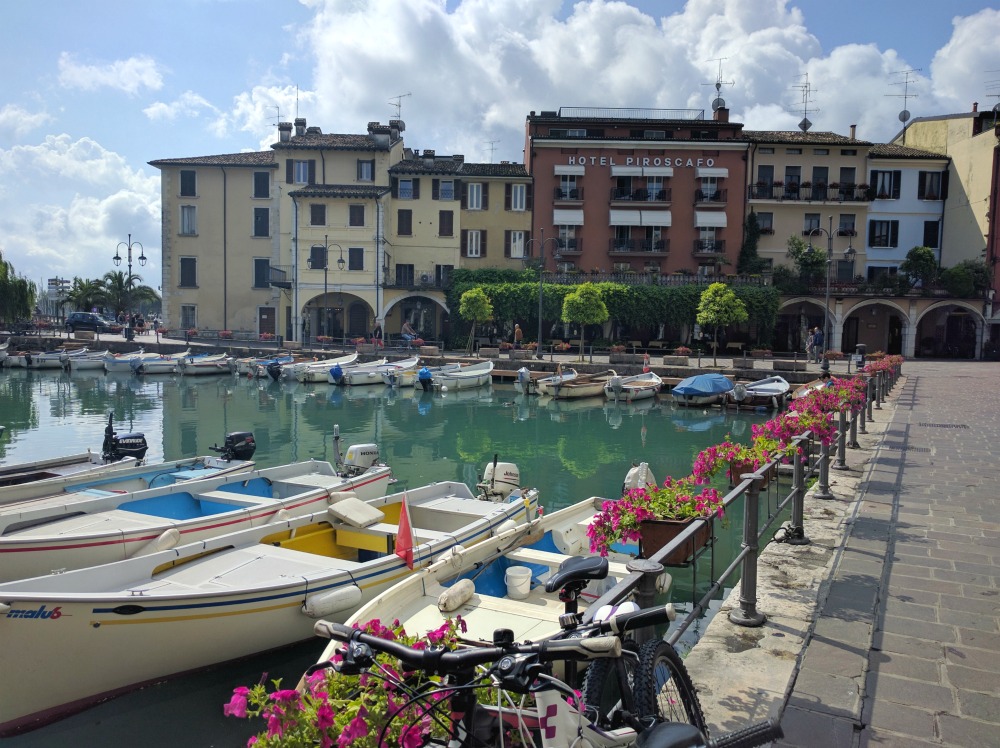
[805,329,815,359]
[513,324,523,350]
[812,327,824,364]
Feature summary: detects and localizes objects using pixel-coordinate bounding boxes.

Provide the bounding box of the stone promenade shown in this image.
[685,360,1000,747]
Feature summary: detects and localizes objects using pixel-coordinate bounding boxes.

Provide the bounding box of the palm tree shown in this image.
[64,278,108,315]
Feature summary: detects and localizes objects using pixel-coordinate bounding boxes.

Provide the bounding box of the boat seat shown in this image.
[195,490,270,506]
[327,496,385,528]
[506,547,631,579]
[544,556,609,593]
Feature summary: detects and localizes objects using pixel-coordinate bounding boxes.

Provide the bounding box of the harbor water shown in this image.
[0,367,768,745]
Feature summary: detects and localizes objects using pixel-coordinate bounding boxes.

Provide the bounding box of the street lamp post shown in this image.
[807,217,855,376]
[310,235,344,340]
[113,234,146,342]
[525,228,560,360]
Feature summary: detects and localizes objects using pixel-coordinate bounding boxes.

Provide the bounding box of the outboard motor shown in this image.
[330,363,344,385]
[210,431,256,462]
[516,367,533,393]
[607,374,624,400]
[101,412,150,464]
[417,366,433,392]
[622,462,656,496]
[476,454,521,502]
[266,361,283,381]
[341,443,382,477]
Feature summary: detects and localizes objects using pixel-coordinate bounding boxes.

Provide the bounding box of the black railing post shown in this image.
[867,377,875,422]
[849,407,861,448]
[787,442,809,545]
[833,409,849,470]
[626,558,666,645]
[729,479,766,627]
[815,437,834,499]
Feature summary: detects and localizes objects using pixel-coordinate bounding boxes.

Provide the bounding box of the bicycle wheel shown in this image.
[581,638,638,728]
[633,639,707,732]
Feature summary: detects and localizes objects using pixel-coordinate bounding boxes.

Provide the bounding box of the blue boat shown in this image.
[671,373,734,406]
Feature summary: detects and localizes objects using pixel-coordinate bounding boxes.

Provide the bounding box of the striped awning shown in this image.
[694,211,727,228]
[554,165,586,176]
[695,167,729,179]
[553,209,584,225]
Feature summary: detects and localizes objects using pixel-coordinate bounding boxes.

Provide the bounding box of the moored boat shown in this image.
[0,478,538,735]
[604,370,663,402]
[383,362,460,388]
[178,352,233,376]
[792,376,833,400]
[65,350,112,371]
[327,357,388,385]
[104,350,159,374]
[290,352,359,383]
[133,349,192,375]
[515,366,579,395]
[727,375,791,409]
[671,372,734,407]
[548,370,615,400]
[432,359,494,390]
[343,355,419,386]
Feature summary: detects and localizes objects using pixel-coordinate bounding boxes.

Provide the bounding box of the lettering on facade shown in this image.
[565,157,715,168]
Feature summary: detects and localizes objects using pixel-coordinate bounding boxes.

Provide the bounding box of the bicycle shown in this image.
[313,604,784,748]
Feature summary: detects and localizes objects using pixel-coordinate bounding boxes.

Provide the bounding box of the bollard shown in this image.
[858,386,868,434]
[867,377,875,423]
[626,558,666,645]
[814,438,835,499]
[849,407,861,447]
[786,446,810,545]
[728,479,766,627]
[875,371,883,409]
[833,409,849,469]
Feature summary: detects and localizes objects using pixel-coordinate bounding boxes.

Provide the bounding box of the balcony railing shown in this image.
[544,271,770,287]
[692,240,726,258]
[556,238,583,255]
[607,239,669,255]
[609,188,671,203]
[268,265,291,289]
[382,270,447,289]
[694,188,727,204]
[553,187,584,201]
[748,185,871,202]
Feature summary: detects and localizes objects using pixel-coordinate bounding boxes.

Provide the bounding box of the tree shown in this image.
[0,250,36,324]
[64,278,108,315]
[738,211,769,274]
[458,287,493,355]
[561,283,609,360]
[696,282,748,366]
[899,246,939,289]
[786,235,826,286]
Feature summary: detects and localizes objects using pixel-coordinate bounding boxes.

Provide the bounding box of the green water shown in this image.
[0,367,768,745]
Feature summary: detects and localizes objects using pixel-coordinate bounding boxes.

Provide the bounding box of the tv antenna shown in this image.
[985,70,1000,127]
[389,92,412,119]
[887,68,921,142]
[701,58,734,112]
[266,105,281,126]
[485,139,500,163]
[792,73,817,132]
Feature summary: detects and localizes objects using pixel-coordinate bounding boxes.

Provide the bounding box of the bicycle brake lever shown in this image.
[334,641,375,675]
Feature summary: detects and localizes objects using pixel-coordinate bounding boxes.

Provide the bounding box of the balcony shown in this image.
[692,240,726,258]
[609,188,671,203]
[556,238,583,256]
[553,187,584,201]
[694,188,727,204]
[748,184,871,202]
[382,269,447,289]
[607,239,669,256]
[268,265,292,289]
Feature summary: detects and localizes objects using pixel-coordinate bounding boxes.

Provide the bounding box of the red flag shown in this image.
[395,493,416,569]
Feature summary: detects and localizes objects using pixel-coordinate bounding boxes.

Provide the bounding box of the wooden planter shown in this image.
[661,355,689,366]
[356,343,376,354]
[773,360,807,372]
[609,352,644,364]
[508,350,532,360]
[479,347,500,358]
[728,460,776,488]
[638,518,712,566]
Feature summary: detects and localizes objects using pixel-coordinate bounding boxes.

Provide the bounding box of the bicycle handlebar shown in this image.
[709,717,784,748]
[314,620,621,674]
[593,603,674,636]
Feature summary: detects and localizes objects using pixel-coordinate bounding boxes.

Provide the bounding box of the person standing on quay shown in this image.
[513,324,523,350]
[812,327,824,364]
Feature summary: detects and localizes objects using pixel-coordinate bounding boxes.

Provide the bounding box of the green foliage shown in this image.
[0,250,37,323]
[562,282,609,353]
[940,259,990,297]
[697,283,749,365]
[899,246,939,289]
[457,287,493,324]
[786,235,826,285]
[738,211,769,274]
[939,264,975,297]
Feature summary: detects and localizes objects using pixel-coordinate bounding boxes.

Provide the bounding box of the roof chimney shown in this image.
[850,124,857,139]
[294,118,306,137]
[278,122,292,142]
[973,102,979,112]
[713,106,729,123]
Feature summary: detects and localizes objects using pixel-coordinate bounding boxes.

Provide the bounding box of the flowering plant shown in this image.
[186,328,198,337]
[259,332,275,341]
[525,341,538,350]
[316,335,333,344]
[412,338,425,347]
[219,330,233,339]
[351,337,367,346]
[610,344,627,353]
[587,476,724,556]
[691,435,787,484]
[156,327,168,335]
[554,342,571,352]
[226,617,532,747]
[499,341,514,350]
[673,346,692,356]
[823,349,844,360]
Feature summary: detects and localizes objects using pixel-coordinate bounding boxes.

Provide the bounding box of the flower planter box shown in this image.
[735,358,756,369]
[356,343,376,354]
[609,353,644,364]
[638,518,712,566]
[729,460,777,489]
[283,341,301,351]
[661,355,688,366]
[419,345,440,356]
[772,360,807,372]
[508,350,532,360]
[479,347,500,358]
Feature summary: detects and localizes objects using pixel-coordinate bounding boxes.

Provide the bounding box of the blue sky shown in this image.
[1,0,998,291]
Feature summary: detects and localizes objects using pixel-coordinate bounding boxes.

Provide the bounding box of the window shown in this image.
[923,220,940,248]
[869,220,900,247]
[557,225,577,250]
[509,183,526,211]
[557,261,577,272]
[507,230,526,258]
[813,149,829,155]
[786,148,802,155]
[613,262,632,272]
[757,212,774,233]
[462,229,484,257]
[867,266,898,283]
[838,167,857,186]
[349,204,365,227]
[918,171,943,200]
[803,213,821,234]
[758,147,775,154]
[646,177,664,199]
[558,175,578,199]
[645,226,664,250]
[395,264,415,286]
[836,259,855,282]
[613,226,631,250]
[698,227,718,249]
[253,171,269,199]
[180,170,196,197]
[567,129,586,137]
[253,207,269,237]
[348,247,364,271]
[309,245,327,270]
[838,214,857,236]
[180,205,197,235]
[357,160,375,182]
[253,258,271,288]
[180,304,197,330]
[398,178,416,200]
[438,210,453,237]
[784,166,801,186]
[841,149,857,156]
[467,182,483,210]
[871,170,901,199]
[293,160,311,184]
[397,209,412,236]
[699,176,719,201]
[433,179,455,201]
[179,257,197,287]
[311,204,326,226]
[756,165,774,184]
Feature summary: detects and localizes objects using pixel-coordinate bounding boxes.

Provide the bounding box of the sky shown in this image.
[2,0,998,294]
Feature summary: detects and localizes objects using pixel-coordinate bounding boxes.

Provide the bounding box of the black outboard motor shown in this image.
[266,362,283,381]
[210,432,257,462]
[101,412,150,464]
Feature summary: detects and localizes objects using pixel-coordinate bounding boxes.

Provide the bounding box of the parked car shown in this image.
[65,312,122,334]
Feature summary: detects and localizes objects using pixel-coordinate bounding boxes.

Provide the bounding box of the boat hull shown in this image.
[433,361,495,390]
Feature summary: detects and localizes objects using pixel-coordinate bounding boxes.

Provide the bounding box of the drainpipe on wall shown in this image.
[292,196,300,344]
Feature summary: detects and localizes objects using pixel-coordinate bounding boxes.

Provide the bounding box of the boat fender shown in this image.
[302,585,363,618]
[0,603,9,615]
[552,527,585,556]
[441,544,466,569]
[325,491,359,504]
[140,528,181,555]
[656,574,674,596]
[437,578,475,612]
[494,519,518,536]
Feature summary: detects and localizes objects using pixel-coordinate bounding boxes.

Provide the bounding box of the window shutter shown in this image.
[480,230,487,257]
[917,173,926,200]
[868,220,875,243]
[460,182,467,209]
[941,171,949,200]
[356,160,363,180]
[432,179,440,200]
[505,184,512,211]
[412,178,420,199]
[526,183,533,210]
[308,160,316,185]
[891,171,901,199]
[453,179,462,201]
[286,160,293,184]
[461,230,468,257]
[391,177,398,199]
[482,183,489,210]
[890,221,899,247]
[504,230,511,257]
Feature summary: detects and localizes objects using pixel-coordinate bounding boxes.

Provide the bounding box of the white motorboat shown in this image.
[104,350,159,374]
[293,352,361,383]
[132,349,191,375]
[383,362,461,388]
[548,371,615,400]
[0,479,537,735]
[728,375,791,409]
[65,350,112,371]
[327,357,388,385]
[22,349,82,370]
[343,356,419,386]
[178,352,233,376]
[432,360,494,390]
[604,370,663,402]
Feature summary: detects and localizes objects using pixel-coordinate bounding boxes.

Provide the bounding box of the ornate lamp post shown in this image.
[525,228,560,360]
[806,217,835,375]
[309,235,345,339]
[113,234,146,342]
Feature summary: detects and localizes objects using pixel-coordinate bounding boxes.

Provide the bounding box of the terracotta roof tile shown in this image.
[148,151,275,168]
[743,131,873,145]
[868,143,948,159]
[288,184,391,199]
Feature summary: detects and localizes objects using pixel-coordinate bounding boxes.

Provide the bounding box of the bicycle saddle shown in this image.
[544,555,609,593]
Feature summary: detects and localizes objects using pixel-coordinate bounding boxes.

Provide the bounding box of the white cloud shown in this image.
[58,52,165,95]
[144,91,220,121]
[930,9,1000,112]
[0,104,53,139]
